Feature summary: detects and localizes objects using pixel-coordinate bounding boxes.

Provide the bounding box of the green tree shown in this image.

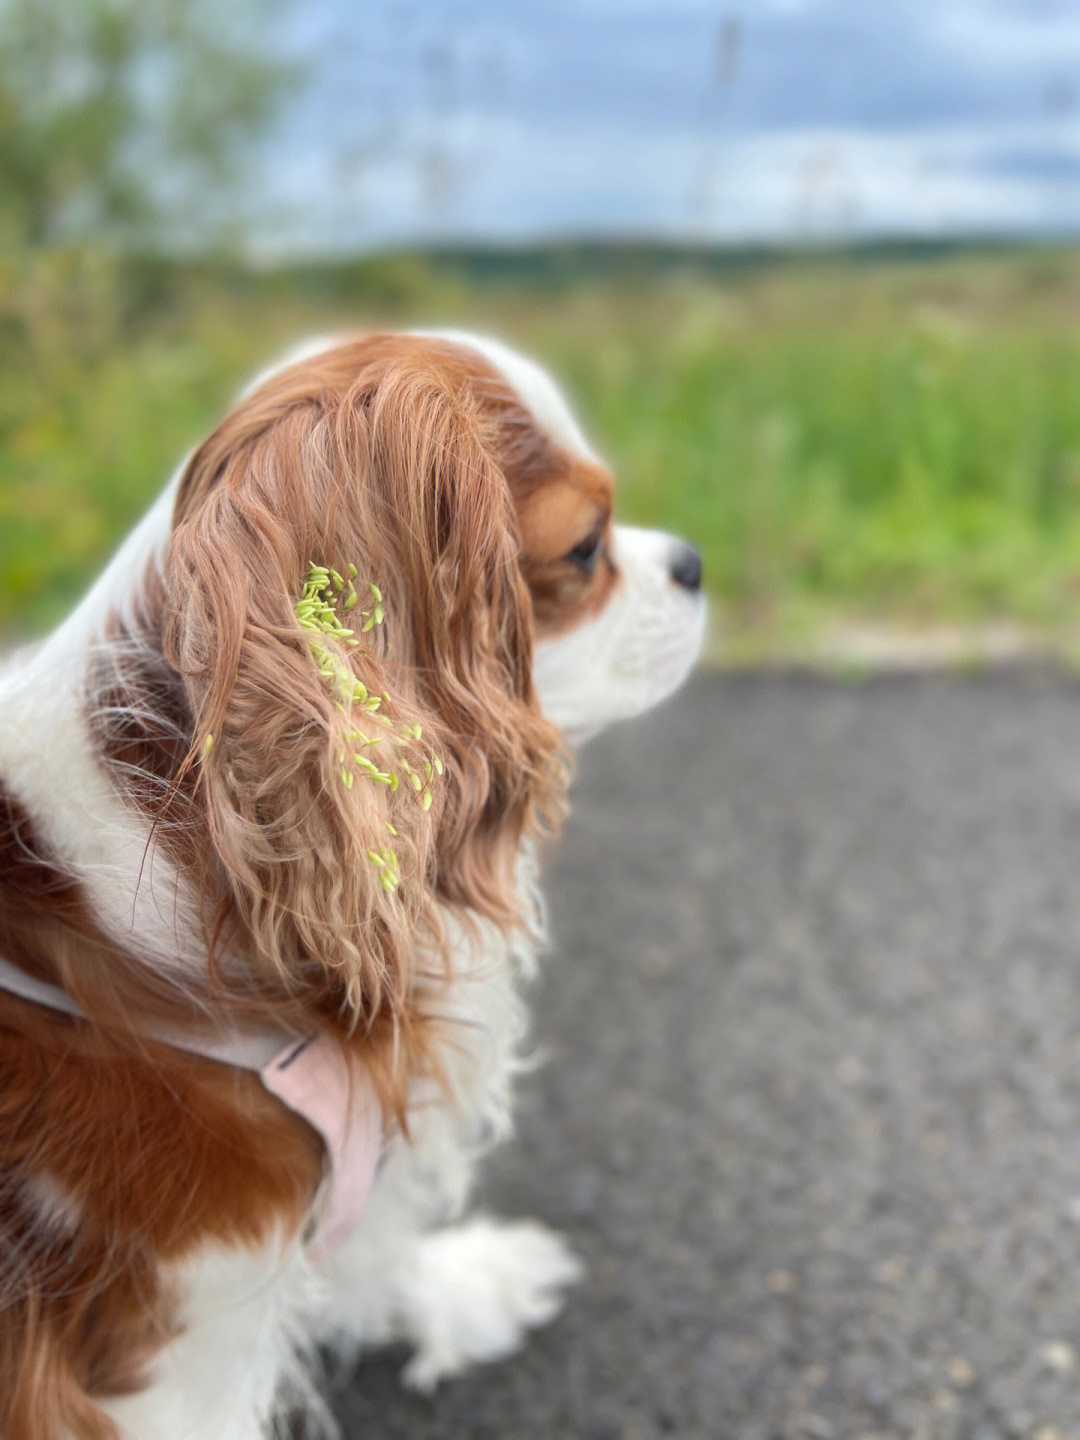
[0,0,302,633]
[0,0,298,252]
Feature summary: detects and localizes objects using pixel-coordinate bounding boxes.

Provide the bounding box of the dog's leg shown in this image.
[394,1215,582,1391]
[317,1211,580,1392]
[99,1240,317,1440]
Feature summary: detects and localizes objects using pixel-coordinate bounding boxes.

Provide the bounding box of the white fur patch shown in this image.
[0,472,208,981]
[533,524,707,735]
[21,1170,82,1237]
[420,329,601,462]
[100,1239,322,1440]
[399,1217,582,1391]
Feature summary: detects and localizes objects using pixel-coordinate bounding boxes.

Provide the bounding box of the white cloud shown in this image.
[242,0,1080,254]
[249,108,1080,254]
[932,3,1080,67]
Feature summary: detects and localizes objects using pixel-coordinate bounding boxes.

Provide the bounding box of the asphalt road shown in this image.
[324,670,1080,1440]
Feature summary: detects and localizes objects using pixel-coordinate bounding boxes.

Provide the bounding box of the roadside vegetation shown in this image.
[6,244,1080,655]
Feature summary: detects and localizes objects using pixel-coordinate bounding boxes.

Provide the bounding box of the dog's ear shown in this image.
[164,349,564,1032]
[165,369,443,1033]
[356,358,566,923]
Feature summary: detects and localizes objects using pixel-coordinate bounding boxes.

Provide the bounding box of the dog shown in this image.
[0,330,705,1439]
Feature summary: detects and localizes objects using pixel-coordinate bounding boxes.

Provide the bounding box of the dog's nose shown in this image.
[669,543,702,593]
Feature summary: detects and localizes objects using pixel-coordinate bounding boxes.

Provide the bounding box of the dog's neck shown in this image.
[0,470,209,983]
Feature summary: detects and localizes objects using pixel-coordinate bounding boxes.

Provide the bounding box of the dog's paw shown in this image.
[400,1216,582,1392]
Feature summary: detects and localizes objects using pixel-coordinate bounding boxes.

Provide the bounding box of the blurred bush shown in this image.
[0,0,293,251]
[0,0,299,627]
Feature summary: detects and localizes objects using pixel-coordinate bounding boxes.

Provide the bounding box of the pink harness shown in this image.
[0,957,384,1260]
[260,1032,385,1260]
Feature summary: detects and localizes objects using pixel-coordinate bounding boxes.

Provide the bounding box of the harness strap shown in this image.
[0,954,385,1259]
[0,953,288,1071]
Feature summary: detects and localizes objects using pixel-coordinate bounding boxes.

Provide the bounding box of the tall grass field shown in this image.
[5,245,1080,658]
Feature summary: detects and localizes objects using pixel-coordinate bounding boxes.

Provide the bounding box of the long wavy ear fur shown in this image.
[164,342,564,1038]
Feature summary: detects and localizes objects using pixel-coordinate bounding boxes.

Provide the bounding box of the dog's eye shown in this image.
[565,534,603,574]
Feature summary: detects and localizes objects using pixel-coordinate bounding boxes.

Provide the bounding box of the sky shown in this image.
[248,0,1080,254]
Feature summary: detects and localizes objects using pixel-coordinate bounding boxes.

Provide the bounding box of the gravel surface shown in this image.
[325,671,1080,1440]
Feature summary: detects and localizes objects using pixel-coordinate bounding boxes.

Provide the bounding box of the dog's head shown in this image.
[442,332,707,738]
[154,332,703,1048]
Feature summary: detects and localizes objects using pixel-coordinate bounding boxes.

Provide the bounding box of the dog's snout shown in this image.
[669,543,702,593]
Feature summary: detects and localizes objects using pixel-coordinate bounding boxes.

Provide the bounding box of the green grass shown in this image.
[6,243,1080,649]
